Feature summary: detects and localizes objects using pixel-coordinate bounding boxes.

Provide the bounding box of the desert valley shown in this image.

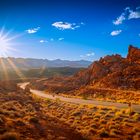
[0,45,140,140]
[0,0,140,139]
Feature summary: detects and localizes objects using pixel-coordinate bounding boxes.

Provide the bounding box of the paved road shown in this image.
[18,82,30,89]
[18,82,140,113]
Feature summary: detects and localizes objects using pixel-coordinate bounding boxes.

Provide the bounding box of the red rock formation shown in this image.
[127,45,140,63]
[32,45,140,91]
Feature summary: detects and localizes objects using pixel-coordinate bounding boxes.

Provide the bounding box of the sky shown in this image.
[0,0,140,61]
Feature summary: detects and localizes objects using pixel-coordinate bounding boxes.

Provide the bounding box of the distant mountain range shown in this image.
[0,57,92,71]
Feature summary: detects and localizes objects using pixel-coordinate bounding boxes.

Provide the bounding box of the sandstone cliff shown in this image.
[32,45,140,92]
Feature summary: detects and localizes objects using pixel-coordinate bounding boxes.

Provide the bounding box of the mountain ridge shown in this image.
[0,57,91,70]
[31,45,140,92]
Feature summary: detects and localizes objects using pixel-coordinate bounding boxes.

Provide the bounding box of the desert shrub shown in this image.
[90,124,98,129]
[16,120,25,126]
[29,117,39,123]
[122,118,129,122]
[93,118,99,121]
[87,104,94,109]
[132,127,140,133]
[94,114,101,119]
[68,116,75,120]
[0,117,4,124]
[115,111,122,117]
[82,115,89,120]
[132,113,140,121]
[110,128,121,136]
[71,111,81,116]
[55,98,61,102]
[73,120,80,125]
[100,131,109,137]
[99,119,107,124]
[98,128,109,138]
[104,113,113,119]
[88,128,96,134]
[98,110,106,115]
[82,94,88,100]
[45,98,51,104]
[0,132,20,140]
[120,109,126,114]
[108,124,116,130]
[26,104,35,112]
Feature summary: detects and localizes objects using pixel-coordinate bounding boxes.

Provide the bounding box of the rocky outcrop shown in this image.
[84,45,140,90]
[127,45,140,63]
[32,45,140,92]
[67,45,140,90]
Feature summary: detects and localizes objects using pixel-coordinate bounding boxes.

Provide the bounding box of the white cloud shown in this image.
[113,7,140,25]
[128,9,140,19]
[40,38,64,42]
[80,52,95,58]
[40,40,44,43]
[52,22,73,30]
[113,14,126,25]
[80,22,85,25]
[110,30,122,36]
[26,27,40,34]
[86,52,95,57]
[52,21,84,30]
[40,40,48,43]
[58,38,64,41]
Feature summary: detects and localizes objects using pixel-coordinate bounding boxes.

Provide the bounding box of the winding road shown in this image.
[18,82,140,113]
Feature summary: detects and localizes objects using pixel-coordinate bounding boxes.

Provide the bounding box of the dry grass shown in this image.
[37,96,140,140]
[0,82,84,140]
[1,81,140,140]
[70,86,140,105]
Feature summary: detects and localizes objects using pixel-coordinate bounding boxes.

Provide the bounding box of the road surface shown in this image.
[18,82,140,113]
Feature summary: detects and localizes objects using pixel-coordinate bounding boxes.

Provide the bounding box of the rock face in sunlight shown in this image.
[31,45,140,92]
[73,45,140,90]
[127,45,140,63]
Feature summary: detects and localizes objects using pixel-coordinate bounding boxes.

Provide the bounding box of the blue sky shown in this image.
[0,0,140,61]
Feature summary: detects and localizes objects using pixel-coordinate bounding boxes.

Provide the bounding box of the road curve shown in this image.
[18,82,140,113]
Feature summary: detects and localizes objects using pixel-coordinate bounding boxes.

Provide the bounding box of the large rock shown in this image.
[70,45,140,90]
[32,45,140,92]
[127,45,140,63]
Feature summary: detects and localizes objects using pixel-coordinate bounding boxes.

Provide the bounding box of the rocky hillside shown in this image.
[74,45,140,90]
[31,45,140,93]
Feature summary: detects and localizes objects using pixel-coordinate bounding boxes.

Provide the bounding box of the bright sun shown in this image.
[0,27,25,80]
[0,27,19,57]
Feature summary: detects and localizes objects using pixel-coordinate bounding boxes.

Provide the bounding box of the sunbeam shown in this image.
[0,27,26,80]
[0,58,9,80]
[0,27,22,57]
[6,57,25,79]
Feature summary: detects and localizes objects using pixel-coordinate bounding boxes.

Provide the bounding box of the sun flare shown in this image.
[0,27,25,80]
[0,27,19,57]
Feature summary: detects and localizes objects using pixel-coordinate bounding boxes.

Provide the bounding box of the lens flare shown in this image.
[0,27,22,56]
[0,26,26,80]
